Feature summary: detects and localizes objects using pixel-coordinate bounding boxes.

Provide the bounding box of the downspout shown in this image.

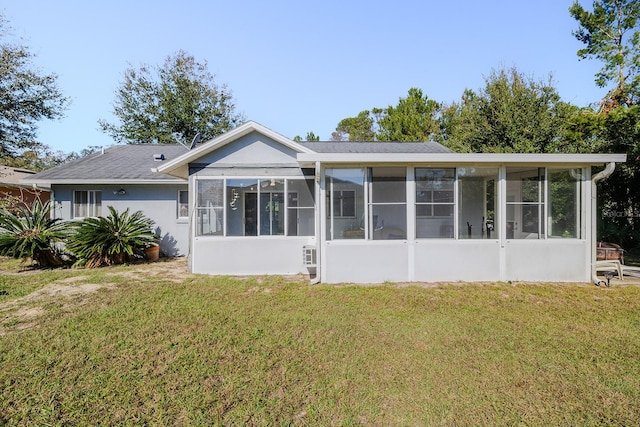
[591,162,616,285]
[310,161,322,284]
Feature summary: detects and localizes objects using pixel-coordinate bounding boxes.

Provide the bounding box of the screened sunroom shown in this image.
[316,163,590,283]
[154,121,625,283]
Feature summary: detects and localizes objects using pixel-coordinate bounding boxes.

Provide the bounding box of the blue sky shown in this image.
[2,0,603,153]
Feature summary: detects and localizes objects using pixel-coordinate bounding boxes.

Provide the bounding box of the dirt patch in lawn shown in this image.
[0,258,191,335]
[0,278,117,335]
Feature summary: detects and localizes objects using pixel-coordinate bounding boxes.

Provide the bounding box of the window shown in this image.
[73,190,101,218]
[506,168,545,239]
[197,177,309,238]
[416,168,455,238]
[326,169,365,239]
[287,179,315,236]
[368,167,406,240]
[548,168,581,238]
[196,180,224,236]
[332,190,356,218]
[326,168,406,240]
[178,190,188,219]
[458,167,498,239]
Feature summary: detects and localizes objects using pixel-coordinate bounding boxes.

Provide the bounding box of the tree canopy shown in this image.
[293,132,320,142]
[331,88,439,142]
[99,50,244,145]
[0,15,69,163]
[570,0,640,108]
[438,68,582,153]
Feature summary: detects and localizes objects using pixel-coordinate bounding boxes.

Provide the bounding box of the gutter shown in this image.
[591,162,616,285]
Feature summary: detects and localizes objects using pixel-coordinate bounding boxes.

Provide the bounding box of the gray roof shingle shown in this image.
[23,144,190,182]
[24,139,454,183]
[298,141,453,154]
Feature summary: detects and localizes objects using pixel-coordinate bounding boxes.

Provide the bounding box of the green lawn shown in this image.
[1,258,639,425]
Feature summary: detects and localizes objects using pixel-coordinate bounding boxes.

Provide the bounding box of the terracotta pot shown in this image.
[145,245,160,262]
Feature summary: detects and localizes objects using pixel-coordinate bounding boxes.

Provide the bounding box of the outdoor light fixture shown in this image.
[114,188,126,195]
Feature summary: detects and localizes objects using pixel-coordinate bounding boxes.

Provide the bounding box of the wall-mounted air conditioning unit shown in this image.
[302,246,316,267]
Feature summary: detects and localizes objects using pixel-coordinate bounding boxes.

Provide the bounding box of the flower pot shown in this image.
[145,245,160,262]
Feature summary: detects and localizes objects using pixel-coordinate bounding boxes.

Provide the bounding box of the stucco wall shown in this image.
[192,237,315,275]
[322,239,589,284]
[52,184,189,256]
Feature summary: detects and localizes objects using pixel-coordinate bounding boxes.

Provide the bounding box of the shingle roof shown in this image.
[298,141,454,154]
[0,165,37,186]
[24,136,454,184]
[23,144,190,183]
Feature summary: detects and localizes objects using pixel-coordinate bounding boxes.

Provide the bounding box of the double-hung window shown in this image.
[73,190,101,218]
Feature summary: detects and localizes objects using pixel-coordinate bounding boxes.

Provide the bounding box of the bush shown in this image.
[67,206,158,268]
[0,200,71,267]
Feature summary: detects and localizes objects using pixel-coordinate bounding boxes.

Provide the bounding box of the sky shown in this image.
[2,0,604,154]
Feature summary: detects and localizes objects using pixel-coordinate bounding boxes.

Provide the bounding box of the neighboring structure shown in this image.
[0,165,50,209]
[24,121,626,284]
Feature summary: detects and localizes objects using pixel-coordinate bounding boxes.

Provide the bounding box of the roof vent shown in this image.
[153,153,165,161]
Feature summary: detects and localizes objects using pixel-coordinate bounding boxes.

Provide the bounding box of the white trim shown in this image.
[72,189,102,219]
[23,178,185,185]
[177,189,189,219]
[297,152,627,164]
[157,121,315,178]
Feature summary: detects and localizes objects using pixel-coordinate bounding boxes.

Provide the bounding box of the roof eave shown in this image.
[296,153,628,164]
[156,121,314,177]
[21,178,187,186]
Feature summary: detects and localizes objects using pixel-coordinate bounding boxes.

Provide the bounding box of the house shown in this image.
[0,165,50,209]
[23,121,626,284]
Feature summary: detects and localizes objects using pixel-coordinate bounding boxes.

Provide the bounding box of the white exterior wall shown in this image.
[323,241,409,283]
[51,183,189,256]
[192,237,315,275]
[503,240,589,282]
[413,240,501,282]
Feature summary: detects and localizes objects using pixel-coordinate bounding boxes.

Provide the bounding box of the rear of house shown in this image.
[25,121,626,284]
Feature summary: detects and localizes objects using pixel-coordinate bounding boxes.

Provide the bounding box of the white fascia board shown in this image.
[296,153,627,165]
[156,121,314,178]
[22,178,186,186]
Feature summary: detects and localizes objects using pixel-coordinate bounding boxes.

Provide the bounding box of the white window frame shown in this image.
[194,176,315,238]
[178,190,189,219]
[73,190,102,218]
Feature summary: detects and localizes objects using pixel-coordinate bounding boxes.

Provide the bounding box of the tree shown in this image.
[0,15,69,161]
[331,110,378,141]
[596,105,640,247]
[293,132,320,141]
[570,0,640,108]
[377,88,440,142]
[99,50,244,144]
[331,88,439,142]
[437,68,581,153]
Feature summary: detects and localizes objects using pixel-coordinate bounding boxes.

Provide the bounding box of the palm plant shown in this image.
[67,206,158,268]
[0,200,71,267]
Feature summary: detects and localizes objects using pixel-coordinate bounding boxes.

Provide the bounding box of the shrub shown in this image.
[67,206,158,268]
[0,200,71,267]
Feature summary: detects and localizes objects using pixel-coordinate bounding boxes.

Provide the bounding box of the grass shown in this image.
[1,258,639,425]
